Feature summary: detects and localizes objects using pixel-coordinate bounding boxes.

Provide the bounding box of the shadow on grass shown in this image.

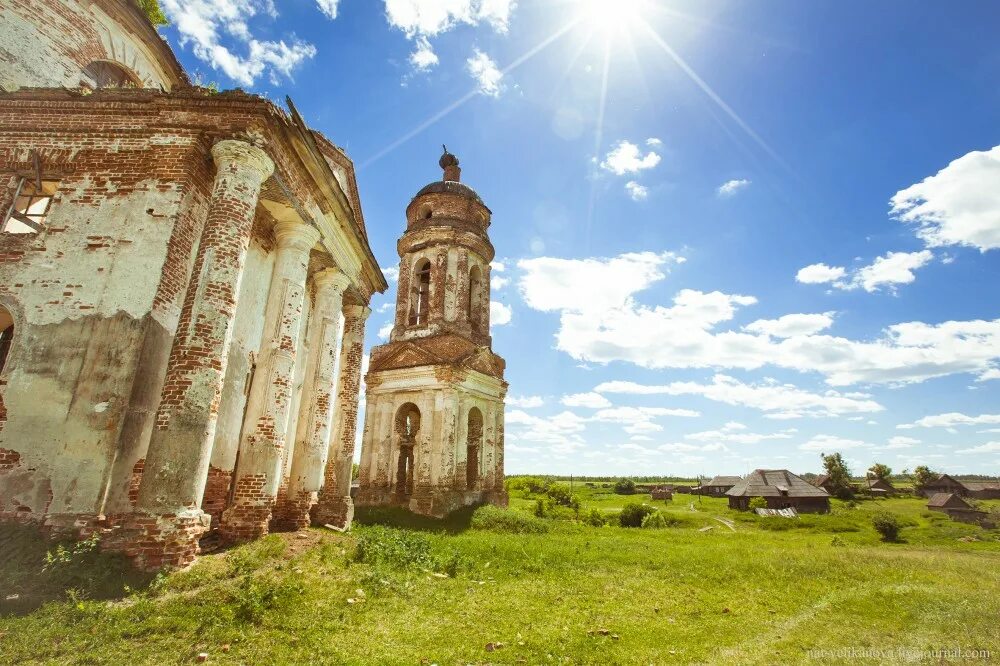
[0,523,155,617]
[353,504,477,534]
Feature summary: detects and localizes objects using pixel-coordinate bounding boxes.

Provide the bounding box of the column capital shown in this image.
[313,267,351,295]
[343,304,372,322]
[273,220,321,253]
[211,139,275,181]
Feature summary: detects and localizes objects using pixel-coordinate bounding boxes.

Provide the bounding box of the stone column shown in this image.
[430,249,447,324]
[479,263,492,334]
[311,304,370,527]
[115,140,273,570]
[272,269,349,529]
[456,250,470,325]
[219,220,320,542]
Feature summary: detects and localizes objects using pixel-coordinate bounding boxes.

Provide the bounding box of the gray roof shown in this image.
[962,481,1000,491]
[705,476,741,487]
[727,469,830,498]
[927,492,970,508]
[414,180,487,207]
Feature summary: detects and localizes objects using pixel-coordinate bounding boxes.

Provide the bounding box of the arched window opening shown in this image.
[466,407,483,490]
[468,265,483,333]
[417,204,432,220]
[394,403,420,497]
[81,61,142,90]
[0,307,13,375]
[409,259,431,326]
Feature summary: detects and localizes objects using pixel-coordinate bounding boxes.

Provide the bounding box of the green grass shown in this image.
[1,489,998,664]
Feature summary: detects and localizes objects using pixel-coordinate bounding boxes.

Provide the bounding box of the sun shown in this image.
[578,0,650,39]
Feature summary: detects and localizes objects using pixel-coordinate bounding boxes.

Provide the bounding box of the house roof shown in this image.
[962,481,1000,491]
[867,478,894,490]
[815,474,831,486]
[927,493,970,508]
[705,476,741,487]
[727,470,830,498]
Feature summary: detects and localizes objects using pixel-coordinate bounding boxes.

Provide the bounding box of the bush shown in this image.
[618,502,656,528]
[471,505,549,534]
[641,511,668,528]
[748,497,767,511]
[231,574,303,624]
[872,511,901,542]
[533,498,548,518]
[614,478,637,495]
[352,526,434,569]
[546,484,572,506]
[507,476,550,495]
[583,508,606,527]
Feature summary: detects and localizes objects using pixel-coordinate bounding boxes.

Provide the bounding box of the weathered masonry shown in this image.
[0,0,386,569]
[355,149,508,518]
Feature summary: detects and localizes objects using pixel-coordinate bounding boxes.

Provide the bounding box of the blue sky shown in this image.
[157,0,1000,477]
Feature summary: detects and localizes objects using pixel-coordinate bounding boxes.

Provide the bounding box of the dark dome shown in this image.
[414,180,485,206]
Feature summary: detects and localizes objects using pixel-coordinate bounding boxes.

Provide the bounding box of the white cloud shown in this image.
[491,302,512,326]
[600,140,661,176]
[596,374,883,419]
[384,0,515,71]
[561,392,612,409]
[519,250,1000,386]
[466,49,504,97]
[886,436,920,449]
[890,145,1000,252]
[799,434,870,452]
[955,441,1000,454]
[409,37,439,70]
[507,395,543,409]
[744,313,835,338]
[796,263,846,285]
[717,179,750,197]
[592,406,700,422]
[796,251,935,294]
[381,265,400,282]
[850,250,934,293]
[897,412,1000,429]
[377,321,393,340]
[625,181,648,201]
[491,275,510,290]
[315,0,339,19]
[161,0,316,86]
[685,422,795,445]
[517,251,683,314]
[978,368,1000,382]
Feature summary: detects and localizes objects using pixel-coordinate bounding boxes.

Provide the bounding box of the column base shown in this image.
[101,509,210,572]
[272,489,315,531]
[219,502,273,543]
[310,495,354,529]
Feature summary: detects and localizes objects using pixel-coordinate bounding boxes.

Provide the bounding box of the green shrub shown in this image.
[618,502,656,528]
[641,511,668,528]
[231,574,303,625]
[748,497,767,511]
[872,511,901,542]
[614,478,637,495]
[533,498,548,518]
[583,508,606,527]
[352,526,434,569]
[471,505,549,534]
[547,484,572,506]
[507,476,551,495]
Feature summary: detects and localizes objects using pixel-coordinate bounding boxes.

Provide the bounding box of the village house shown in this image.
[0,0,385,570]
[727,469,831,513]
[354,149,507,518]
[919,474,1000,499]
[697,475,741,496]
[926,493,992,527]
[864,477,895,496]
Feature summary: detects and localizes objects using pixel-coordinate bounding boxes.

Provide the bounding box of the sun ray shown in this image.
[361,18,583,170]
[585,39,612,247]
[636,16,790,172]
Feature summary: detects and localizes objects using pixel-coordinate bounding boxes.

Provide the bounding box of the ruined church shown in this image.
[356,149,508,517]
[0,0,387,569]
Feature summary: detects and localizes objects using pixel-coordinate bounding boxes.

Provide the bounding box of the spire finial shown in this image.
[439,145,461,181]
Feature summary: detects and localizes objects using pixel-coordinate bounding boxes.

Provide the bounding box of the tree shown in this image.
[868,463,892,481]
[821,452,854,500]
[613,478,636,495]
[872,511,901,542]
[137,0,169,27]
[912,465,937,493]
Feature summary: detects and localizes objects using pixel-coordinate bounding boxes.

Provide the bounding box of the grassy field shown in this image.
[1,485,998,665]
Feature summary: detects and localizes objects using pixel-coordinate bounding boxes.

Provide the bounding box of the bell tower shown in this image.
[356,148,508,517]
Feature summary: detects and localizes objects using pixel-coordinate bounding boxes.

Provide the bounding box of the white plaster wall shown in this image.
[0,0,174,91]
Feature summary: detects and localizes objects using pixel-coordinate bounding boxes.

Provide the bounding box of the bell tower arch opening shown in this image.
[394,403,420,497]
[409,259,431,326]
